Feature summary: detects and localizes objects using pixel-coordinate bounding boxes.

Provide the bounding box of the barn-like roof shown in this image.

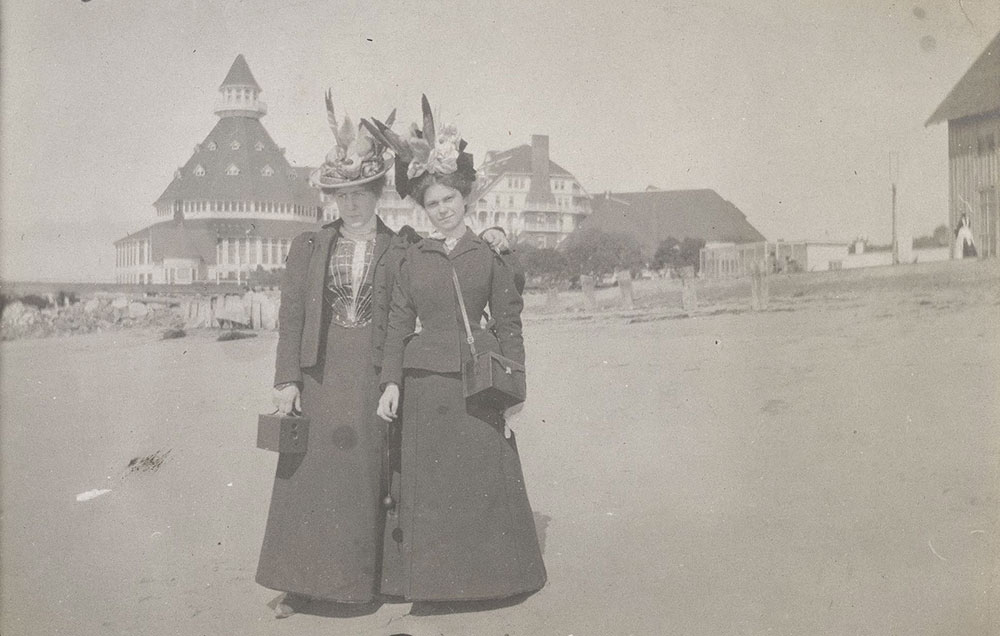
[155,116,318,206]
[114,218,321,264]
[586,189,766,251]
[926,30,1000,125]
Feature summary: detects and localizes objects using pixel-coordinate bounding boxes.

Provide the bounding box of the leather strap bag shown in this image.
[451,268,526,410]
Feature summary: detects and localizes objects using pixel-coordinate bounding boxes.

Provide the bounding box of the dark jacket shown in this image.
[379,228,525,388]
[273,217,413,386]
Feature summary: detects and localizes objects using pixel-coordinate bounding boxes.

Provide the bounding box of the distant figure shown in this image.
[955,214,977,259]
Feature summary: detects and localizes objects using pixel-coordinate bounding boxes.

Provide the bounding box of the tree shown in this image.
[914,224,952,249]
[561,227,643,278]
[652,237,682,270]
[516,243,569,288]
[653,236,705,273]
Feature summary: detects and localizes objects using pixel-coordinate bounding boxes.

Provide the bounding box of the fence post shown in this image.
[615,269,634,310]
[681,269,698,312]
[580,274,597,311]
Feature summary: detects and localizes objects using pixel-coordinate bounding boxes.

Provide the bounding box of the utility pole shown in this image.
[889,152,899,265]
[891,182,898,265]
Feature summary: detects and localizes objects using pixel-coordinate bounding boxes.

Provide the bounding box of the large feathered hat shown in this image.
[309,90,395,189]
[361,94,476,199]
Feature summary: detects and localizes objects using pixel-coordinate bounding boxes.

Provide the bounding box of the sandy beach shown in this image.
[2,259,998,636]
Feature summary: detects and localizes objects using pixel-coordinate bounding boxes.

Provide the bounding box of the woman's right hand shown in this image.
[273,383,301,415]
[377,383,400,421]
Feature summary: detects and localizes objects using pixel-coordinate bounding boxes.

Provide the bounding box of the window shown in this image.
[508,196,514,207]
[226,164,240,176]
[255,141,265,151]
[231,140,241,150]
[287,170,297,180]
[206,141,217,151]
[193,164,205,177]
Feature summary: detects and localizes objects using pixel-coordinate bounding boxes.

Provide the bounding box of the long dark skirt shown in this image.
[256,324,388,602]
[380,370,546,601]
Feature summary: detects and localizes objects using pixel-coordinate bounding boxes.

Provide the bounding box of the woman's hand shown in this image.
[377,383,400,421]
[480,227,510,254]
[273,383,301,415]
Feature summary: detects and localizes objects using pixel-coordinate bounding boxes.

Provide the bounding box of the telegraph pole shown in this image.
[891,182,898,265]
[889,152,899,265]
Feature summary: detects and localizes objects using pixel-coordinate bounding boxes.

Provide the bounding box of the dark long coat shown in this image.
[379,229,547,601]
[256,217,410,602]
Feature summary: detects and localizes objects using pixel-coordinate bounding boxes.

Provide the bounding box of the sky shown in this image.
[1,0,998,282]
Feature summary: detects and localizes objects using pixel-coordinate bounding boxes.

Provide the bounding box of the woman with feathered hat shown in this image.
[254,92,418,617]
[255,93,516,618]
[372,97,546,603]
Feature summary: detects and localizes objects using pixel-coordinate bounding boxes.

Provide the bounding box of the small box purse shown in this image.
[451,268,526,410]
[257,412,309,454]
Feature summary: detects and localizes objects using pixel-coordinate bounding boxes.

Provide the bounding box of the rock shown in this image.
[216,294,250,327]
[259,294,278,330]
[2,301,28,326]
[128,302,149,319]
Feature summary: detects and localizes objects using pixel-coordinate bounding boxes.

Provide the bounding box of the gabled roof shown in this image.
[155,116,318,205]
[480,144,573,177]
[220,54,261,91]
[115,218,321,264]
[927,30,1000,125]
[586,189,766,251]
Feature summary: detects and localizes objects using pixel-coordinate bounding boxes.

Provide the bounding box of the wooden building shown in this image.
[114,55,321,284]
[926,31,1000,258]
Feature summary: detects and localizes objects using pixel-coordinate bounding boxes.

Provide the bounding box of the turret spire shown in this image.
[215,54,267,119]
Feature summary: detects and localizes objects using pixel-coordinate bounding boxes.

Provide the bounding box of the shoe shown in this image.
[274,593,307,619]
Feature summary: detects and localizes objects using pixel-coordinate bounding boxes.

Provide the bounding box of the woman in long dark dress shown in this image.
[255,95,410,616]
[374,100,546,602]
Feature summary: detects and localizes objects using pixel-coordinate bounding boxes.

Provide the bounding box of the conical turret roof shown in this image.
[219,54,261,91]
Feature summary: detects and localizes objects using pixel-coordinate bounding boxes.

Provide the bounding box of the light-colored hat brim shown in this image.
[309,164,391,190]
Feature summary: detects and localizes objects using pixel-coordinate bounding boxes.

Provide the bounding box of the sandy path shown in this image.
[2,262,998,635]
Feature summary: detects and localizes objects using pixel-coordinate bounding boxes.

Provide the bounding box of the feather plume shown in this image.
[421,94,436,146]
[384,108,397,128]
[338,115,356,149]
[324,90,342,147]
[370,118,412,162]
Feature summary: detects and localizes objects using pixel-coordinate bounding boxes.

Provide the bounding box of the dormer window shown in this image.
[226,163,240,176]
[261,165,274,177]
[287,170,297,179]
[193,164,206,177]
[230,140,241,150]
[254,141,265,151]
[206,141,217,151]
[174,169,183,180]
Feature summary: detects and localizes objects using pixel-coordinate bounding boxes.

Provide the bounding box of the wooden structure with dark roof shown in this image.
[114,56,322,284]
[473,135,591,248]
[926,30,1000,258]
[585,189,765,254]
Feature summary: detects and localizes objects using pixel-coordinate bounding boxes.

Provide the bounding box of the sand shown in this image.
[1,260,998,635]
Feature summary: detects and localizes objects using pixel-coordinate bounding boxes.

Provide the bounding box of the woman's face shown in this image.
[422,182,467,235]
[333,184,379,229]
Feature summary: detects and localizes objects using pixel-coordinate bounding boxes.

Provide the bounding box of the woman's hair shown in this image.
[409,171,476,207]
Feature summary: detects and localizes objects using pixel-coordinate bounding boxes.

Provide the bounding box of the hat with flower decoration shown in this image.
[361,95,476,199]
[309,90,395,189]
